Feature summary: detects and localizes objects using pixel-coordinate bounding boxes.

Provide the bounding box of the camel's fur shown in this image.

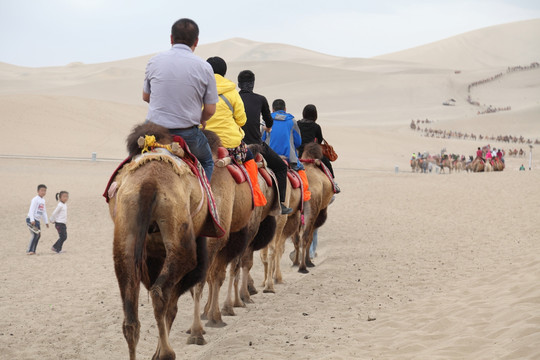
[109,122,209,359]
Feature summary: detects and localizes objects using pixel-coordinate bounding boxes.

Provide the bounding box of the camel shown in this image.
[485,160,493,172]
[471,158,485,172]
[492,158,505,171]
[260,171,304,293]
[108,123,212,360]
[295,143,336,273]
[188,130,253,341]
[219,145,281,310]
[410,158,418,173]
[439,157,453,174]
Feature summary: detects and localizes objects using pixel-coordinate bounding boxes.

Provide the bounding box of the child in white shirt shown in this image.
[26,184,49,255]
[50,191,69,253]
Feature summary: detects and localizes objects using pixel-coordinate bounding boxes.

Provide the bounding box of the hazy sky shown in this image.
[1,0,539,67]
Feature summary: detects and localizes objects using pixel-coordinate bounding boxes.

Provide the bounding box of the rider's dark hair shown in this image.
[171,18,199,47]
[37,184,47,191]
[302,104,318,121]
[272,99,286,111]
[206,56,227,76]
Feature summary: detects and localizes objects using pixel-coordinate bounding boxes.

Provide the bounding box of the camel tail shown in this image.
[135,180,158,276]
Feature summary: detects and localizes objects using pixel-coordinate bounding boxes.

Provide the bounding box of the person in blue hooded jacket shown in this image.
[263,99,311,201]
[263,99,303,169]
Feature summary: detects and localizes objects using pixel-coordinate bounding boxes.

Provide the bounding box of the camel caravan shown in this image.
[411,145,506,174]
[103,123,338,359]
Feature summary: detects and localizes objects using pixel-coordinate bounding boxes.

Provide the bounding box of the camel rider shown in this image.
[476,147,484,162]
[143,18,216,181]
[263,99,311,202]
[238,70,293,214]
[205,57,267,207]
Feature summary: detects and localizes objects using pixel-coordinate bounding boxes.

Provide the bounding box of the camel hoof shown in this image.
[306,261,315,268]
[263,288,275,294]
[247,283,258,295]
[233,301,246,308]
[298,267,309,274]
[221,306,236,316]
[205,319,227,328]
[187,335,207,346]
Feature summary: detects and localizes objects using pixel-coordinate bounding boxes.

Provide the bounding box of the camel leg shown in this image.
[299,226,313,274]
[201,278,213,320]
[150,223,197,360]
[240,265,254,304]
[274,237,286,284]
[221,263,238,316]
[114,234,141,360]
[205,261,227,327]
[232,259,246,307]
[263,240,277,293]
[240,250,256,303]
[187,284,207,345]
[247,271,257,295]
[260,246,269,288]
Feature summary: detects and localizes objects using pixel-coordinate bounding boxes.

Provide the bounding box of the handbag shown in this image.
[321,139,338,162]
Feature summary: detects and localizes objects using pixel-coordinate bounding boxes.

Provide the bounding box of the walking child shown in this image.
[50,191,69,253]
[26,184,49,255]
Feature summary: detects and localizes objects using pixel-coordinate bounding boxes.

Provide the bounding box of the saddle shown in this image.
[287,170,302,189]
[255,153,273,187]
[216,147,247,184]
[280,157,302,189]
[103,135,225,238]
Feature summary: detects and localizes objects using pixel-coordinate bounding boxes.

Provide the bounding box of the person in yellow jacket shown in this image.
[206,56,266,207]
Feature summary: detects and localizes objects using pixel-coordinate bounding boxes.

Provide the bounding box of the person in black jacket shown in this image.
[238,70,292,214]
[298,104,334,177]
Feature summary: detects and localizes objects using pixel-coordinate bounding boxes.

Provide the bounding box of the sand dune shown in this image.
[1,19,539,359]
[376,19,540,69]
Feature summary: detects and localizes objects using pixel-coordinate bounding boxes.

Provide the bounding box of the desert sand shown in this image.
[1,19,539,359]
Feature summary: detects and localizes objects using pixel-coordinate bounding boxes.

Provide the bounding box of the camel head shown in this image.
[126,122,172,158]
[202,129,222,161]
[301,143,323,160]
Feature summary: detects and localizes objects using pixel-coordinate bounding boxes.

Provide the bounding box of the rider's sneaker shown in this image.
[280,203,293,215]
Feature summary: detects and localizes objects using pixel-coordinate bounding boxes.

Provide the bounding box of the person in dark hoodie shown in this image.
[238,70,292,214]
[298,104,334,178]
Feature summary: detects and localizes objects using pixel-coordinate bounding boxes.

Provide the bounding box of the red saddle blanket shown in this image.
[255,153,273,187]
[103,135,225,238]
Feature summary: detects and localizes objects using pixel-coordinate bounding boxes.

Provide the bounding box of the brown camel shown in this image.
[109,123,211,360]
[296,143,336,273]
[222,146,280,310]
[492,158,505,171]
[439,158,453,174]
[259,172,303,293]
[471,158,485,172]
[188,130,253,340]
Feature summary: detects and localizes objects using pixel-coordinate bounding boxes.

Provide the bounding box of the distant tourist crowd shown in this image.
[408,123,540,145]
